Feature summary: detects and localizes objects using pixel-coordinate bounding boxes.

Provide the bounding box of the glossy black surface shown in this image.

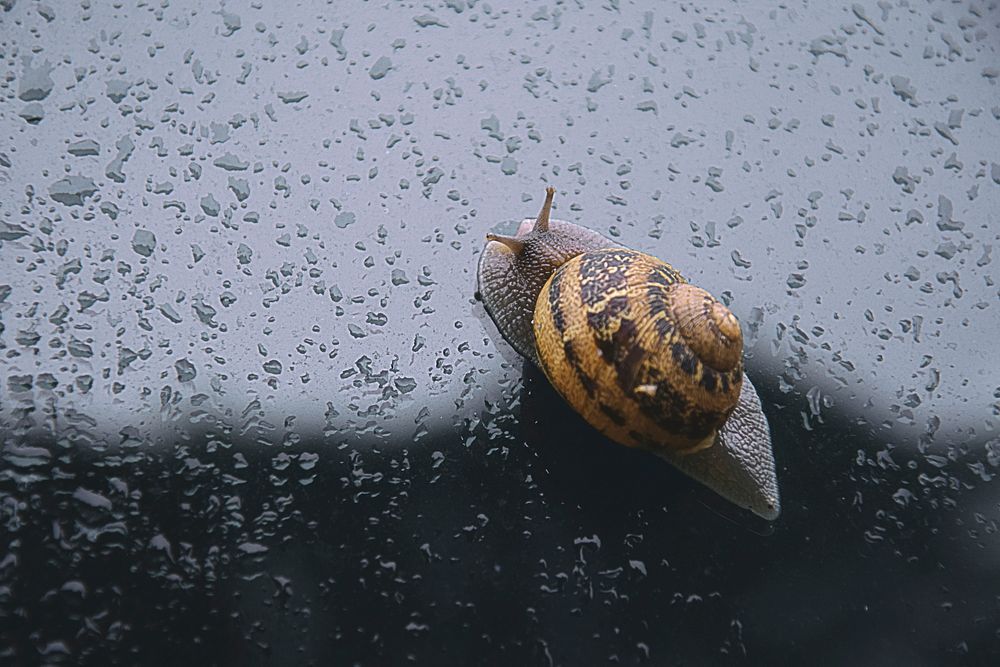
[2,1,998,664]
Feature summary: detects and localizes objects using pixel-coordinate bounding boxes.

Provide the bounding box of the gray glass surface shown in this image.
[1,0,998,664]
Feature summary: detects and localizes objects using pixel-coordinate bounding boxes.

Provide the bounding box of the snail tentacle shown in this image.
[484,233,525,255]
[534,186,555,232]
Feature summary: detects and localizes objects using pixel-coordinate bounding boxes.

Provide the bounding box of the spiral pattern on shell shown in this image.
[532,248,744,454]
[669,284,743,372]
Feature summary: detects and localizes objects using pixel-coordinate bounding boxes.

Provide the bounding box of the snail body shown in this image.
[478,188,780,520]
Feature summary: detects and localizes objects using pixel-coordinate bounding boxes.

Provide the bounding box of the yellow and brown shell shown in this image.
[532,247,744,455]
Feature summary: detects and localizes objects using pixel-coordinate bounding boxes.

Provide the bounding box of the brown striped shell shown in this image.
[532,248,744,455]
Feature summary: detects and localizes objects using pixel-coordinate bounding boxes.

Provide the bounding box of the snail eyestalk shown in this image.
[485,233,525,255]
[534,186,556,233]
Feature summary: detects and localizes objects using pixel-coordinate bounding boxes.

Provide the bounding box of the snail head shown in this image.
[477,186,623,363]
[485,187,586,278]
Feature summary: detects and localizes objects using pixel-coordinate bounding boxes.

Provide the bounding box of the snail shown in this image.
[477,187,780,520]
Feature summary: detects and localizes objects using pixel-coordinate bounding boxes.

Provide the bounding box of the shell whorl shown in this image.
[669,284,743,372]
[532,247,744,455]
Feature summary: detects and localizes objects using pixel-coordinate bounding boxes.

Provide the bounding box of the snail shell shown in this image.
[477,188,780,520]
[533,248,744,455]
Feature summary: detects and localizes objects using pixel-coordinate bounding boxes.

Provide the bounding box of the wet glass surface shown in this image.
[1,1,998,664]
